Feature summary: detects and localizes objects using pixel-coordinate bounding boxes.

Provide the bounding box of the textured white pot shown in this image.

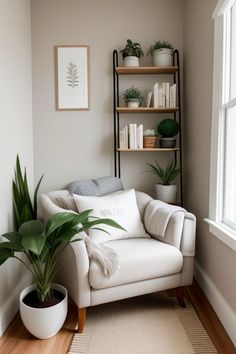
[20,283,68,339]
[126,100,140,108]
[153,48,173,66]
[155,184,177,203]
[124,56,139,67]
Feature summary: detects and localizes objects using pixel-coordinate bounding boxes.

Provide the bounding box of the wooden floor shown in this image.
[0,279,235,354]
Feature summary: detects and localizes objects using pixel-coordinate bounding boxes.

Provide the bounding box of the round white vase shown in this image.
[126,100,140,108]
[153,48,173,66]
[20,283,68,339]
[155,184,177,203]
[124,56,139,67]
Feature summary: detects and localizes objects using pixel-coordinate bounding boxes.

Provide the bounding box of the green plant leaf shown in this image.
[33,174,44,217]
[19,220,45,236]
[21,234,45,256]
[0,248,14,265]
[2,232,21,243]
[46,212,80,235]
[0,241,23,252]
[79,218,125,233]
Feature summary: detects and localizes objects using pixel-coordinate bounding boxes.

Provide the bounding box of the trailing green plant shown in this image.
[147,40,174,56]
[157,119,179,138]
[13,155,43,230]
[0,211,124,304]
[121,87,144,104]
[146,159,180,185]
[120,39,144,59]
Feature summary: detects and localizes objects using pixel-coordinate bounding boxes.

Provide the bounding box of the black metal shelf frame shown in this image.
[113,49,183,205]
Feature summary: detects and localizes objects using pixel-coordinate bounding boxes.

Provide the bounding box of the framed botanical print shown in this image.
[55,45,89,110]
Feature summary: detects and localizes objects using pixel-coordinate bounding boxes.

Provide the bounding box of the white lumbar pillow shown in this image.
[73,189,148,243]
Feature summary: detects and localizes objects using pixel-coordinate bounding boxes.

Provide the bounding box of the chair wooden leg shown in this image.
[78,307,86,333]
[176,287,186,307]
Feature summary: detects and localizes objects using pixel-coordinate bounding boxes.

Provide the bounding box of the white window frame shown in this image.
[205,0,236,252]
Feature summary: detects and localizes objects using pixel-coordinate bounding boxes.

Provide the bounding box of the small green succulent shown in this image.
[120,39,144,59]
[147,41,174,56]
[121,87,144,104]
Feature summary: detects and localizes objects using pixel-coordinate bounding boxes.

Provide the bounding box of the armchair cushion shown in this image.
[68,176,123,196]
[89,238,183,289]
[74,189,148,243]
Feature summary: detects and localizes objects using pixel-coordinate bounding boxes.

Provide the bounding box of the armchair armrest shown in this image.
[57,240,91,308]
[180,212,196,256]
[144,200,196,252]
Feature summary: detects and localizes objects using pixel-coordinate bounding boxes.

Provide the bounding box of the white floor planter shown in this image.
[155,184,177,203]
[124,56,139,67]
[153,49,173,66]
[20,283,68,339]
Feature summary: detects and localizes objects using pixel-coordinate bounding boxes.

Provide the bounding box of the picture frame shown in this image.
[55,45,89,111]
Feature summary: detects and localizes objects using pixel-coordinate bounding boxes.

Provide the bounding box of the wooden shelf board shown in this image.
[117,148,180,152]
[115,66,178,75]
[116,107,179,113]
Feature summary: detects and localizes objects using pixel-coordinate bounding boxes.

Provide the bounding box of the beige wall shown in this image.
[0,0,33,336]
[183,0,236,345]
[32,0,184,196]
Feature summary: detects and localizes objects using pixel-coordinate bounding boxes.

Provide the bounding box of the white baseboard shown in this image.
[194,261,236,347]
[0,270,32,337]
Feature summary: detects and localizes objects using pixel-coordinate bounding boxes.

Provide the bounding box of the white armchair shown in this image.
[39,189,196,333]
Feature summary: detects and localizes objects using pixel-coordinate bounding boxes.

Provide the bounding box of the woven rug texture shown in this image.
[68,292,218,354]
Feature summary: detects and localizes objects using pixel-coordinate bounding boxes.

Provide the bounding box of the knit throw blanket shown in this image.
[79,233,120,277]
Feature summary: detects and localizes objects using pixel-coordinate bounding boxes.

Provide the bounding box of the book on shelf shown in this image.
[146,92,152,108]
[120,124,143,149]
[170,84,176,108]
[153,82,176,108]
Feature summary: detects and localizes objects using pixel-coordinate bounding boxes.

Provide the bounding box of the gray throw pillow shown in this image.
[67,176,124,196]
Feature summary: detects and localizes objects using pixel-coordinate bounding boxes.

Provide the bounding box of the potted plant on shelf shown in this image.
[143,129,157,148]
[120,39,144,67]
[121,87,144,108]
[157,118,179,148]
[146,158,180,203]
[147,40,174,67]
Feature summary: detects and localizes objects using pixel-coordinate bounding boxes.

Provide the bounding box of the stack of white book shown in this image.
[153,83,176,108]
[119,124,143,149]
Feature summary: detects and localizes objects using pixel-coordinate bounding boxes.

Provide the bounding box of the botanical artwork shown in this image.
[56,46,89,110]
[67,62,79,88]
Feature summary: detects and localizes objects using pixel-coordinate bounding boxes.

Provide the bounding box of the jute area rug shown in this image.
[68,292,218,354]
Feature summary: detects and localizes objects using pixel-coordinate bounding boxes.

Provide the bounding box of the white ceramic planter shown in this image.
[20,283,68,339]
[126,100,140,108]
[124,56,139,67]
[153,48,173,66]
[155,184,177,203]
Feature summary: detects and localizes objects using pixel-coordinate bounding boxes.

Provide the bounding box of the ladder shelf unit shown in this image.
[113,49,183,205]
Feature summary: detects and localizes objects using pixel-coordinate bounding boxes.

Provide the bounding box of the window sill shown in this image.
[204,218,236,252]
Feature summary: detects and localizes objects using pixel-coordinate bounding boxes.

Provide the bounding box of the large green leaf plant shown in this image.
[0,211,124,304]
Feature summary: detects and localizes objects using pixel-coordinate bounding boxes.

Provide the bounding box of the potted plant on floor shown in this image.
[0,156,124,339]
[121,87,144,108]
[120,39,144,67]
[147,40,174,66]
[146,158,180,203]
[0,212,123,339]
[157,118,179,148]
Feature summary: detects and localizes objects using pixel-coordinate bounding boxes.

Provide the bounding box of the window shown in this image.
[206,0,236,251]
